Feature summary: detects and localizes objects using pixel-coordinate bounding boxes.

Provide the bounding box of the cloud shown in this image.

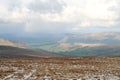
[0,0,120,34]
[59,0,119,28]
[28,0,65,14]
[25,17,73,33]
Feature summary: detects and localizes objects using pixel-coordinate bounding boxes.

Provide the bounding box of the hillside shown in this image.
[0,38,58,58]
[59,44,120,56]
[63,32,120,44]
[37,43,120,56]
[0,46,58,58]
[32,32,120,56]
[1,32,120,56]
[0,38,28,49]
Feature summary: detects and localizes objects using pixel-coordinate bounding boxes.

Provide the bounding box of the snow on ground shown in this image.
[22,69,36,80]
[0,57,120,80]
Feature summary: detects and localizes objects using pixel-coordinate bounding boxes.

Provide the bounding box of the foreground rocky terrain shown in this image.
[0,56,120,80]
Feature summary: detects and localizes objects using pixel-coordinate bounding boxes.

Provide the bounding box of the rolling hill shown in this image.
[1,32,120,57]
[0,46,58,58]
[0,38,58,58]
[63,32,120,44]
[0,38,28,49]
[32,32,120,56]
[58,44,120,56]
[37,43,120,56]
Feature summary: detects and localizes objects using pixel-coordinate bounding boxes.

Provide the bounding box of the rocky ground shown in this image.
[0,56,120,80]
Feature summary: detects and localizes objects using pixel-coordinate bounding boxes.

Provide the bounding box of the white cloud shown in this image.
[0,0,120,33]
[25,17,73,33]
[53,0,119,27]
[28,0,65,13]
[39,0,119,28]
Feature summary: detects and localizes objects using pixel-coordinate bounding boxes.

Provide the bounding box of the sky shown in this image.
[0,0,120,36]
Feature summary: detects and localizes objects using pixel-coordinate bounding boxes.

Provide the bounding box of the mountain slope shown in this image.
[0,38,58,58]
[59,45,120,56]
[0,46,58,58]
[32,32,120,56]
[63,32,120,44]
[0,38,28,49]
[37,42,120,56]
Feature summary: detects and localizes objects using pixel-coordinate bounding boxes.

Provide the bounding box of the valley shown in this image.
[0,0,120,79]
[1,32,120,57]
[29,32,120,56]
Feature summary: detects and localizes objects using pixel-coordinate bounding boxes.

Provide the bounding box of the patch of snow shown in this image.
[3,74,14,80]
[22,69,36,80]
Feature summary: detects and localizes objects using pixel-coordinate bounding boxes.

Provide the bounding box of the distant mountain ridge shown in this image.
[33,32,120,56]
[1,32,120,57]
[0,38,59,58]
[0,38,28,49]
[0,46,58,58]
[63,32,120,44]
